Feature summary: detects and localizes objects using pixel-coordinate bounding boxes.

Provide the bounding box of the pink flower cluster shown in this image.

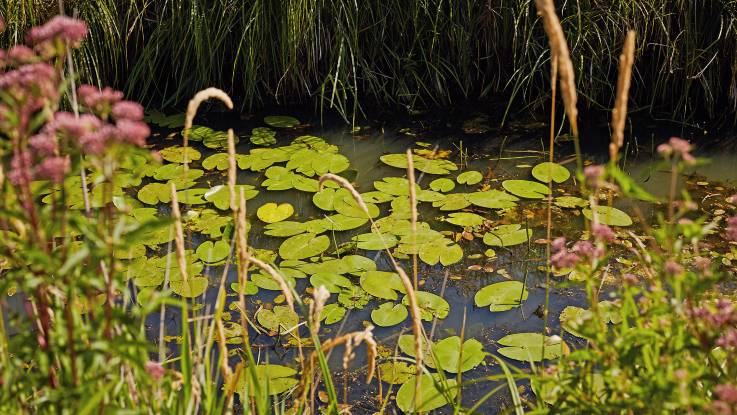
[25,16,87,59]
[727,216,737,242]
[712,384,737,415]
[657,137,696,165]
[691,299,737,350]
[550,237,605,269]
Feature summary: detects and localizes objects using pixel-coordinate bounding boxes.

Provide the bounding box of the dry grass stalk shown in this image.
[406,149,419,291]
[610,30,636,163]
[246,255,295,313]
[309,285,331,333]
[302,326,378,385]
[535,0,578,138]
[169,183,189,283]
[227,129,238,212]
[183,88,234,163]
[318,173,424,404]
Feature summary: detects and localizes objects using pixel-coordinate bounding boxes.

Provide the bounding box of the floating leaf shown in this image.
[496,333,566,362]
[373,177,419,196]
[204,185,258,210]
[176,188,208,205]
[202,153,229,171]
[310,273,352,293]
[256,305,299,333]
[396,374,457,413]
[352,233,398,250]
[532,162,570,183]
[320,303,346,325]
[235,364,298,397]
[582,205,633,227]
[264,115,300,128]
[137,183,171,205]
[153,164,203,182]
[250,127,277,146]
[195,240,230,263]
[555,196,588,208]
[337,285,370,309]
[445,212,486,228]
[145,111,185,128]
[483,224,532,247]
[432,193,471,211]
[264,221,309,237]
[257,202,295,223]
[430,178,455,193]
[474,281,528,311]
[251,273,296,291]
[159,146,202,163]
[279,233,329,260]
[418,237,463,266]
[360,271,406,300]
[380,154,457,175]
[170,276,209,298]
[378,361,415,384]
[427,336,486,373]
[371,303,408,327]
[403,291,449,321]
[467,190,519,209]
[457,170,483,185]
[321,214,367,231]
[502,180,551,199]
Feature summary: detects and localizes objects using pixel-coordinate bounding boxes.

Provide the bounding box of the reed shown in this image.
[610,31,636,164]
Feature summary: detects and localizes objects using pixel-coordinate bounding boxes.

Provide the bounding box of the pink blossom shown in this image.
[112,101,144,121]
[727,216,737,242]
[572,241,604,260]
[115,119,149,147]
[659,137,696,165]
[656,143,672,156]
[551,250,580,269]
[52,112,102,140]
[551,237,567,252]
[26,16,87,50]
[77,85,123,115]
[35,156,70,184]
[592,223,615,242]
[7,151,33,186]
[0,63,58,105]
[664,260,684,275]
[7,45,36,65]
[144,361,165,380]
[716,329,737,349]
[79,125,115,155]
[29,133,58,156]
[584,165,605,187]
[716,384,737,404]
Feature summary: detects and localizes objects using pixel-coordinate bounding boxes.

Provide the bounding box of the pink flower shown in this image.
[572,241,604,260]
[26,16,87,56]
[584,165,605,187]
[7,45,36,65]
[115,119,149,147]
[35,156,70,184]
[52,112,102,140]
[29,133,58,156]
[144,361,165,381]
[7,151,33,186]
[112,101,144,121]
[77,85,123,115]
[550,237,582,269]
[79,124,115,155]
[716,329,737,349]
[727,216,737,242]
[716,384,737,404]
[592,223,615,242]
[656,143,672,156]
[659,137,696,165]
[664,260,684,275]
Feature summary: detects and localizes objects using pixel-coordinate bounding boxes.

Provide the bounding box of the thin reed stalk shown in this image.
[610,31,636,164]
[406,149,419,291]
[169,183,189,283]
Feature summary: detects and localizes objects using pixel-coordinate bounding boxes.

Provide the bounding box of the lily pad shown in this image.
[403,291,449,321]
[502,180,551,199]
[555,196,589,208]
[337,285,370,309]
[264,115,300,128]
[396,374,457,413]
[445,212,486,228]
[320,303,346,325]
[159,146,202,164]
[418,237,463,266]
[256,305,299,333]
[483,224,532,247]
[202,153,230,171]
[195,240,230,263]
[432,193,471,211]
[352,233,398,250]
[257,202,295,223]
[360,271,406,300]
[430,178,455,193]
[582,205,633,227]
[170,276,209,298]
[378,361,415,384]
[250,127,277,146]
[204,185,258,210]
[176,188,208,205]
[309,273,352,293]
[235,364,298,396]
[457,170,483,185]
[496,333,566,362]
[380,154,458,175]
[279,233,330,260]
[474,281,528,311]
[532,162,570,183]
[467,190,519,209]
[137,183,171,205]
[371,303,408,327]
[427,336,486,373]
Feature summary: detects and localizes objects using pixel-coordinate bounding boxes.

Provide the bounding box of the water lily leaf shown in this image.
[339,255,377,275]
[313,188,348,211]
[467,190,519,209]
[403,291,449,321]
[320,303,346,325]
[371,303,408,327]
[334,195,379,218]
[257,202,294,223]
[445,212,486,228]
[261,166,295,191]
[418,237,463,266]
[360,271,406,300]
[264,221,308,237]
[279,233,329,260]
[204,185,258,210]
[430,178,455,193]
[202,153,229,171]
[502,180,551,199]
[256,305,299,333]
[309,273,352,293]
[312,153,350,176]
[378,361,415,384]
[432,193,471,211]
[187,126,234,149]
[187,209,233,237]
[145,111,185,128]
[532,162,570,183]
[416,189,446,202]
[483,224,532,247]
[474,281,528,311]
[457,170,483,185]
[427,336,486,373]
[264,115,300,128]
[235,364,297,397]
[137,183,171,205]
[337,285,370,309]
[496,333,565,362]
[396,374,457,413]
[555,196,588,208]
[159,146,202,163]
[176,188,208,205]
[230,280,259,296]
[352,233,398,250]
[251,273,296,291]
[380,154,457,175]
[250,127,277,146]
[398,334,434,358]
[321,214,367,231]
[195,240,230,263]
[582,205,633,226]
[170,276,209,298]
[373,177,419,196]
[360,191,394,204]
[153,164,204,182]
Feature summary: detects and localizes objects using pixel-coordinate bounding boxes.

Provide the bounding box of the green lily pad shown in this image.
[204,185,259,210]
[532,162,570,183]
[137,183,171,205]
[279,233,330,260]
[582,205,633,227]
[378,361,415,384]
[313,188,348,211]
[483,224,533,247]
[430,178,455,193]
[445,212,486,228]
[467,190,519,209]
[153,164,203,182]
[496,333,565,362]
[380,154,458,175]
[257,202,295,223]
[250,127,277,146]
[334,196,379,218]
[457,170,483,185]
[170,276,209,298]
[474,281,528,311]
[351,233,398,250]
[309,273,352,293]
[337,285,370,309]
[159,146,202,164]
[264,221,309,237]
[176,188,208,205]
[195,240,230,263]
[427,336,486,373]
[555,196,589,208]
[403,291,449,321]
[256,305,299,333]
[236,364,298,397]
[502,180,551,199]
[202,153,230,171]
[432,193,471,211]
[320,303,346,325]
[371,303,408,327]
[229,280,259,296]
[264,115,300,128]
[396,374,457,413]
[373,177,420,196]
[418,237,463,266]
[251,273,297,291]
[360,271,406,300]
[145,111,185,128]
[187,209,233,237]
[321,214,368,231]
[398,334,434,358]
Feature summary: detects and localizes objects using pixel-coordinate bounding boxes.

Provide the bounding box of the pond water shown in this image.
[130,108,737,413]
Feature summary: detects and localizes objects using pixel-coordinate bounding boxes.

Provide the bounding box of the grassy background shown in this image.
[2,0,737,123]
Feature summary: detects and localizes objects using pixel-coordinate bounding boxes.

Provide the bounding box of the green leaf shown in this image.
[483,224,532,247]
[279,233,330,260]
[257,202,295,223]
[159,146,202,163]
[378,361,415,384]
[427,336,486,373]
[371,303,408,327]
[195,240,230,263]
[474,281,528,311]
[532,162,570,183]
[176,188,208,205]
[320,303,346,325]
[204,185,258,210]
[202,153,230,171]
[380,154,458,175]
[554,196,588,208]
[264,115,300,128]
[445,212,486,228]
[457,170,483,185]
[351,233,398,250]
[496,333,566,362]
[418,237,463,266]
[360,271,406,300]
[250,127,277,146]
[582,205,633,227]
[396,374,457,413]
[430,178,455,192]
[502,180,551,199]
[236,364,298,397]
[170,276,209,298]
[256,305,299,332]
[403,291,449,321]
[137,183,171,205]
[431,193,471,211]
[309,273,352,293]
[467,190,519,209]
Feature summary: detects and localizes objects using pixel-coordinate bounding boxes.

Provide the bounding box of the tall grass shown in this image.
[3,0,737,123]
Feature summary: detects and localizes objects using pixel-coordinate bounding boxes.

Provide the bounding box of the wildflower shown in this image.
[664,260,684,275]
[77,85,123,116]
[26,16,87,58]
[693,256,713,277]
[592,223,615,242]
[144,361,166,381]
[7,151,33,186]
[79,125,115,155]
[550,238,581,269]
[716,384,737,404]
[112,101,144,121]
[572,240,604,260]
[622,273,639,285]
[35,156,70,184]
[716,329,737,349]
[29,133,58,156]
[7,45,36,65]
[115,119,149,147]
[727,216,737,242]
[659,137,696,165]
[584,165,605,187]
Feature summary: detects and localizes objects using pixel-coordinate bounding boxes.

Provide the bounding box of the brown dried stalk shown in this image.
[301,326,378,385]
[610,30,636,163]
[309,285,331,333]
[183,88,234,163]
[227,129,238,212]
[169,183,189,283]
[406,149,419,290]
